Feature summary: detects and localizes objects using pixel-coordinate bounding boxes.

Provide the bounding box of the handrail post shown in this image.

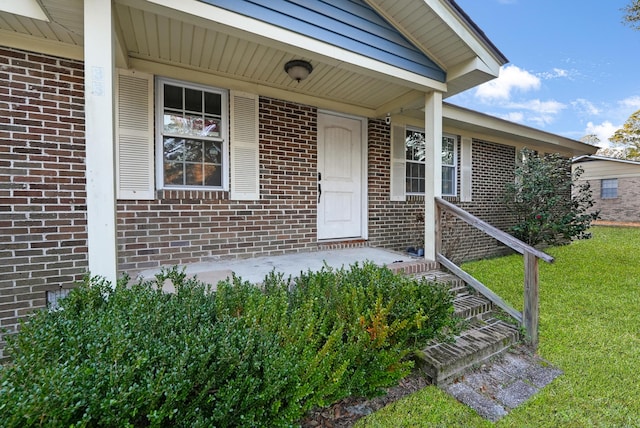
[523,251,539,350]
[435,199,442,262]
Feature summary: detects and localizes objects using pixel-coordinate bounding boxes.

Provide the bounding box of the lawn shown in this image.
[357,226,640,427]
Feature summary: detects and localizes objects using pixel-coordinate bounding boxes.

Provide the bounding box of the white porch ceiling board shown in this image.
[179,22,196,65]
[41,0,83,36]
[115,4,138,54]
[143,10,160,60]
[113,3,433,110]
[128,7,150,57]
[190,25,207,68]
[0,12,30,34]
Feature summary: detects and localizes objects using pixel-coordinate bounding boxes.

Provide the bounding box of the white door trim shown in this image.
[317,110,368,241]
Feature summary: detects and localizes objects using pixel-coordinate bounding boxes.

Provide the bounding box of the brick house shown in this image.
[0,0,596,358]
[573,155,640,223]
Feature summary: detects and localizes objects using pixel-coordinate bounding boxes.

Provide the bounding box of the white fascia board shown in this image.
[143,0,446,93]
[426,0,505,68]
[0,0,49,21]
[443,103,597,154]
[447,56,498,83]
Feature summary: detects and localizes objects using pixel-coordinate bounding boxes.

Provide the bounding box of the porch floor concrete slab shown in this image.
[138,247,417,287]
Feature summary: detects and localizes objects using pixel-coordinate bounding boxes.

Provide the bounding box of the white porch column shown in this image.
[84,0,117,284]
[424,91,443,261]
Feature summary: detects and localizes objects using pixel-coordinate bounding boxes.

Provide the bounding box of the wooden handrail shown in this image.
[435,197,554,350]
[435,197,554,263]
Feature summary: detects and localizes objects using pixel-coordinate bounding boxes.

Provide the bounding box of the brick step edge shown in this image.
[387,260,439,275]
[454,294,494,319]
[414,317,521,385]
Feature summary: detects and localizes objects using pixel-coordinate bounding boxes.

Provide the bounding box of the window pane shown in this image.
[601,179,618,199]
[406,130,425,161]
[185,163,204,186]
[163,138,184,161]
[204,141,222,164]
[205,92,221,115]
[164,162,184,185]
[164,84,182,110]
[442,137,454,166]
[442,166,455,195]
[183,139,203,162]
[203,117,221,137]
[204,164,222,186]
[184,88,202,112]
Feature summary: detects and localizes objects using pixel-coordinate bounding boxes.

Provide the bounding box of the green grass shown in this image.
[357,227,640,427]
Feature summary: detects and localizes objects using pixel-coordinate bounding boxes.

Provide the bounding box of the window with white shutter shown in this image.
[116,69,154,200]
[155,77,229,190]
[389,124,459,200]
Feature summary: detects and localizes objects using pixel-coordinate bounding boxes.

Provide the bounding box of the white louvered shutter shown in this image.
[116,69,154,200]
[230,91,259,200]
[460,137,473,202]
[390,124,406,201]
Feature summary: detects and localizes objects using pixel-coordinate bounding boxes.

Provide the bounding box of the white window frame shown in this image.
[155,77,229,191]
[403,127,457,197]
[601,178,618,199]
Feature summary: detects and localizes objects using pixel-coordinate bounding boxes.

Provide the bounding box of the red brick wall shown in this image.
[367,119,425,251]
[443,139,517,262]
[117,97,318,273]
[0,47,87,359]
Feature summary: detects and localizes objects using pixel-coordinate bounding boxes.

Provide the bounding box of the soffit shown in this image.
[0,0,505,113]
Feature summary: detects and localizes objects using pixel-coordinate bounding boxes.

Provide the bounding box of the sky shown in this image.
[448,0,640,148]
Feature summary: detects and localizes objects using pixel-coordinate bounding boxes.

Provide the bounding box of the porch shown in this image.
[136,246,436,290]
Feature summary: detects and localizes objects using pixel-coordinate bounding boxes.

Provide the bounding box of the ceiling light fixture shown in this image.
[284,59,313,82]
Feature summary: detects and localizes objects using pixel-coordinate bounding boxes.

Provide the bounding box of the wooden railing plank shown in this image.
[438,254,523,324]
[435,197,554,263]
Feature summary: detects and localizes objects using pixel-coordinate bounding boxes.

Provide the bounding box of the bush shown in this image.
[0,263,457,427]
[504,149,599,247]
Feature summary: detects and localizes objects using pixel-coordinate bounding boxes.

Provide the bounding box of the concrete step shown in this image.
[415,316,521,385]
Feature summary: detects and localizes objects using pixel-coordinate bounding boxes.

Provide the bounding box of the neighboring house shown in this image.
[0,0,596,358]
[573,155,640,223]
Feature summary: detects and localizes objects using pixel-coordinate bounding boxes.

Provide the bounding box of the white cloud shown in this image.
[571,98,600,116]
[619,96,640,110]
[501,111,525,123]
[584,121,619,148]
[475,65,540,101]
[539,68,569,79]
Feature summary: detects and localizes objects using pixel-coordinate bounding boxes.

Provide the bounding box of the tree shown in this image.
[503,150,599,247]
[609,109,640,160]
[623,0,640,30]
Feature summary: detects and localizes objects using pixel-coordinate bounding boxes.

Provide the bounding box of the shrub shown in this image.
[504,149,599,247]
[0,263,457,427]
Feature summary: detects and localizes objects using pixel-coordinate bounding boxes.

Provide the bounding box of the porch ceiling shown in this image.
[0,0,506,117]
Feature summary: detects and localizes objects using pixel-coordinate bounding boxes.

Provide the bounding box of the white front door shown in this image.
[317,112,363,240]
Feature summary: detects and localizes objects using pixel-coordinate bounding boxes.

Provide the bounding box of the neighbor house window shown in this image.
[156,78,228,189]
[405,129,457,196]
[601,178,618,199]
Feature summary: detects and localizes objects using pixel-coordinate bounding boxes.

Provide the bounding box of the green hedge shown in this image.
[0,262,458,427]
